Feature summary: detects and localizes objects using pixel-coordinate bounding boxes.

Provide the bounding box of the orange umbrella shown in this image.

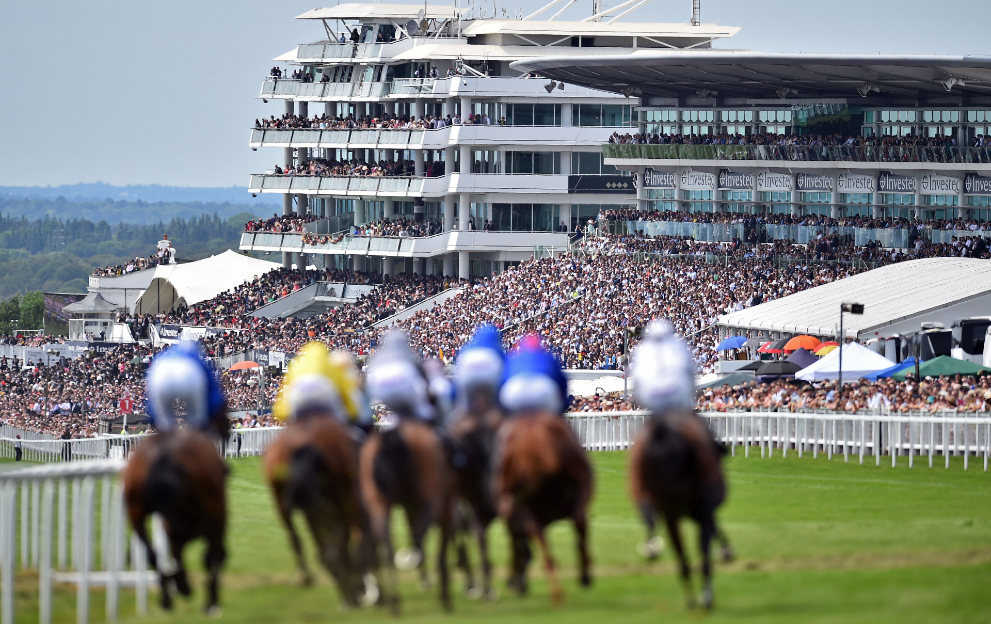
[784,335,821,352]
[230,360,259,371]
[814,341,839,355]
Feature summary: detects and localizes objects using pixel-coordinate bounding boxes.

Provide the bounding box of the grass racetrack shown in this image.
[13,452,991,623]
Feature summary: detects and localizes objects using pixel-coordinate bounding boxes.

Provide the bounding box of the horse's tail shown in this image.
[287,444,327,509]
[372,427,413,502]
[145,452,188,518]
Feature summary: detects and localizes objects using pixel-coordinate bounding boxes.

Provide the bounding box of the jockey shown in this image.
[365,330,436,422]
[146,340,227,435]
[453,324,505,416]
[273,341,373,430]
[499,334,568,416]
[629,319,697,415]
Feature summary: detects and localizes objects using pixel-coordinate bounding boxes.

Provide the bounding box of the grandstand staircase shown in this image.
[249,282,369,319]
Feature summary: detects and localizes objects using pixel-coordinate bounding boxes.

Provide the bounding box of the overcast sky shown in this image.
[2,0,989,188]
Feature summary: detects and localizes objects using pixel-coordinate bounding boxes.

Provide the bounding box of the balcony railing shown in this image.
[602,143,991,165]
[248,174,428,195]
[260,79,390,99]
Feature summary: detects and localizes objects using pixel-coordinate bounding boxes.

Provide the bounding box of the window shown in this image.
[682,190,713,213]
[571,152,619,175]
[840,193,872,205]
[923,195,959,206]
[881,193,915,206]
[505,104,562,126]
[491,204,560,231]
[471,150,502,173]
[721,110,754,123]
[573,104,632,127]
[758,110,792,123]
[758,192,792,203]
[720,191,752,202]
[644,110,679,123]
[505,152,561,174]
[968,195,991,207]
[799,192,831,204]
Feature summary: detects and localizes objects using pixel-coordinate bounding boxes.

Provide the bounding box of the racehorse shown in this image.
[361,334,456,614]
[263,342,376,607]
[492,337,593,606]
[627,320,733,610]
[122,343,229,614]
[447,324,507,600]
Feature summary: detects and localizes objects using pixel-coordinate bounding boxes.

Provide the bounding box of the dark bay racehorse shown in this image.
[492,410,593,606]
[448,402,503,600]
[359,419,456,614]
[264,414,374,606]
[629,408,733,609]
[123,426,228,614]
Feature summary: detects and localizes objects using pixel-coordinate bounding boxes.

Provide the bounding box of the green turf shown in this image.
[11,452,991,623]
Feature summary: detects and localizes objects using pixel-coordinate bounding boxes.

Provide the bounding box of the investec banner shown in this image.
[680,170,716,191]
[796,174,833,192]
[837,173,876,194]
[919,173,961,195]
[718,170,754,190]
[878,172,917,193]
[965,174,991,195]
[756,172,793,192]
[643,168,677,189]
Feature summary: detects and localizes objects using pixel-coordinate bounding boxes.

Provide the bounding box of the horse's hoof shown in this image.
[359,574,380,608]
[637,536,665,561]
[699,587,714,610]
[466,586,484,601]
[395,547,422,571]
[300,573,314,588]
[580,572,593,588]
[205,605,223,619]
[721,546,735,563]
[507,575,527,596]
[173,572,192,597]
[550,589,564,607]
[160,593,173,611]
[418,577,433,592]
[483,587,498,602]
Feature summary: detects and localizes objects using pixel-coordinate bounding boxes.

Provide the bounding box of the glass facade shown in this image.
[505,103,562,126]
[505,152,561,174]
[573,104,632,127]
[491,204,560,232]
[571,151,619,175]
[683,190,714,213]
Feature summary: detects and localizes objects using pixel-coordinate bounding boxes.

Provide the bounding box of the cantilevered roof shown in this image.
[461,19,738,39]
[298,4,459,21]
[511,51,991,99]
[717,258,991,339]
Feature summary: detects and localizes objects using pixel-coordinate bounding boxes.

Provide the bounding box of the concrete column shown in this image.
[425,258,435,276]
[830,177,840,218]
[324,102,335,117]
[285,100,294,116]
[281,193,293,268]
[561,102,573,127]
[444,195,455,231]
[444,98,455,118]
[958,179,967,220]
[789,174,799,216]
[560,203,572,232]
[384,198,395,219]
[445,146,456,174]
[459,145,471,176]
[354,199,366,225]
[385,101,396,117]
[298,101,309,118]
[294,193,306,214]
[443,254,455,277]
[413,258,424,275]
[458,251,470,279]
[284,147,293,168]
[415,150,425,177]
[414,199,425,222]
[914,178,923,219]
[636,168,647,212]
[459,192,471,230]
[460,96,472,120]
[638,109,647,136]
[412,99,423,120]
[383,257,395,277]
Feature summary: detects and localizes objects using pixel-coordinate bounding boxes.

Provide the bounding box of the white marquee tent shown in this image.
[795,342,894,382]
[134,250,280,315]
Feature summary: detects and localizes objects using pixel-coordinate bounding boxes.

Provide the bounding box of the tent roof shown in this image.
[785,347,818,369]
[892,355,991,381]
[718,258,991,339]
[63,292,119,314]
[795,342,894,382]
[698,372,755,390]
[134,251,280,315]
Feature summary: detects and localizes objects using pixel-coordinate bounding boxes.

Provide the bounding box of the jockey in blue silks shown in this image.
[499,334,568,416]
[145,340,227,435]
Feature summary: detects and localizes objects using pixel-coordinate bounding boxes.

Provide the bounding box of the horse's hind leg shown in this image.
[573,509,592,588]
[405,503,433,590]
[698,515,716,610]
[523,513,563,607]
[505,510,531,596]
[476,518,495,600]
[167,532,191,599]
[203,532,227,615]
[131,514,172,610]
[437,498,454,612]
[276,492,313,586]
[637,502,664,561]
[716,524,734,563]
[663,513,695,609]
[454,508,477,597]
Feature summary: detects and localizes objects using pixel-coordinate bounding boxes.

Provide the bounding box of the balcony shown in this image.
[260,79,390,100]
[240,230,570,257]
[602,143,991,165]
[248,174,433,197]
[248,125,614,150]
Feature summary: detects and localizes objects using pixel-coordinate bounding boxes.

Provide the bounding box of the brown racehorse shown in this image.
[263,414,375,606]
[359,419,456,614]
[122,425,228,614]
[492,410,593,606]
[629,408,733,609]
[448,404,503,600]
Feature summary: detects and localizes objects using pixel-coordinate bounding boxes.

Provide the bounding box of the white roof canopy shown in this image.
[134,250,280,315]
[718,258,991,339]
[297,4,458,21]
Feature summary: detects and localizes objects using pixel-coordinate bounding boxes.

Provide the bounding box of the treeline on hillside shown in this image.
[0,292,44,334]
[0,211,256,259]
[0,196,275,226]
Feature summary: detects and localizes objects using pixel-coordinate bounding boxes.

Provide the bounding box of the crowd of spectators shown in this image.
[93,254,164,277]
[244,214,321,234]
[697,374,991,413]
[273,157,433,177]
[350,217,440,238]
[608,131,968,148]
[255,111,495,132]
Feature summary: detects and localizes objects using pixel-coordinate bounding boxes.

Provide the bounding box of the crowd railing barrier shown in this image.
[603,142,991,164]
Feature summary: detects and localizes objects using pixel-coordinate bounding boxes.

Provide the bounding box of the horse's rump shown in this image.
[366,421,446,508]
